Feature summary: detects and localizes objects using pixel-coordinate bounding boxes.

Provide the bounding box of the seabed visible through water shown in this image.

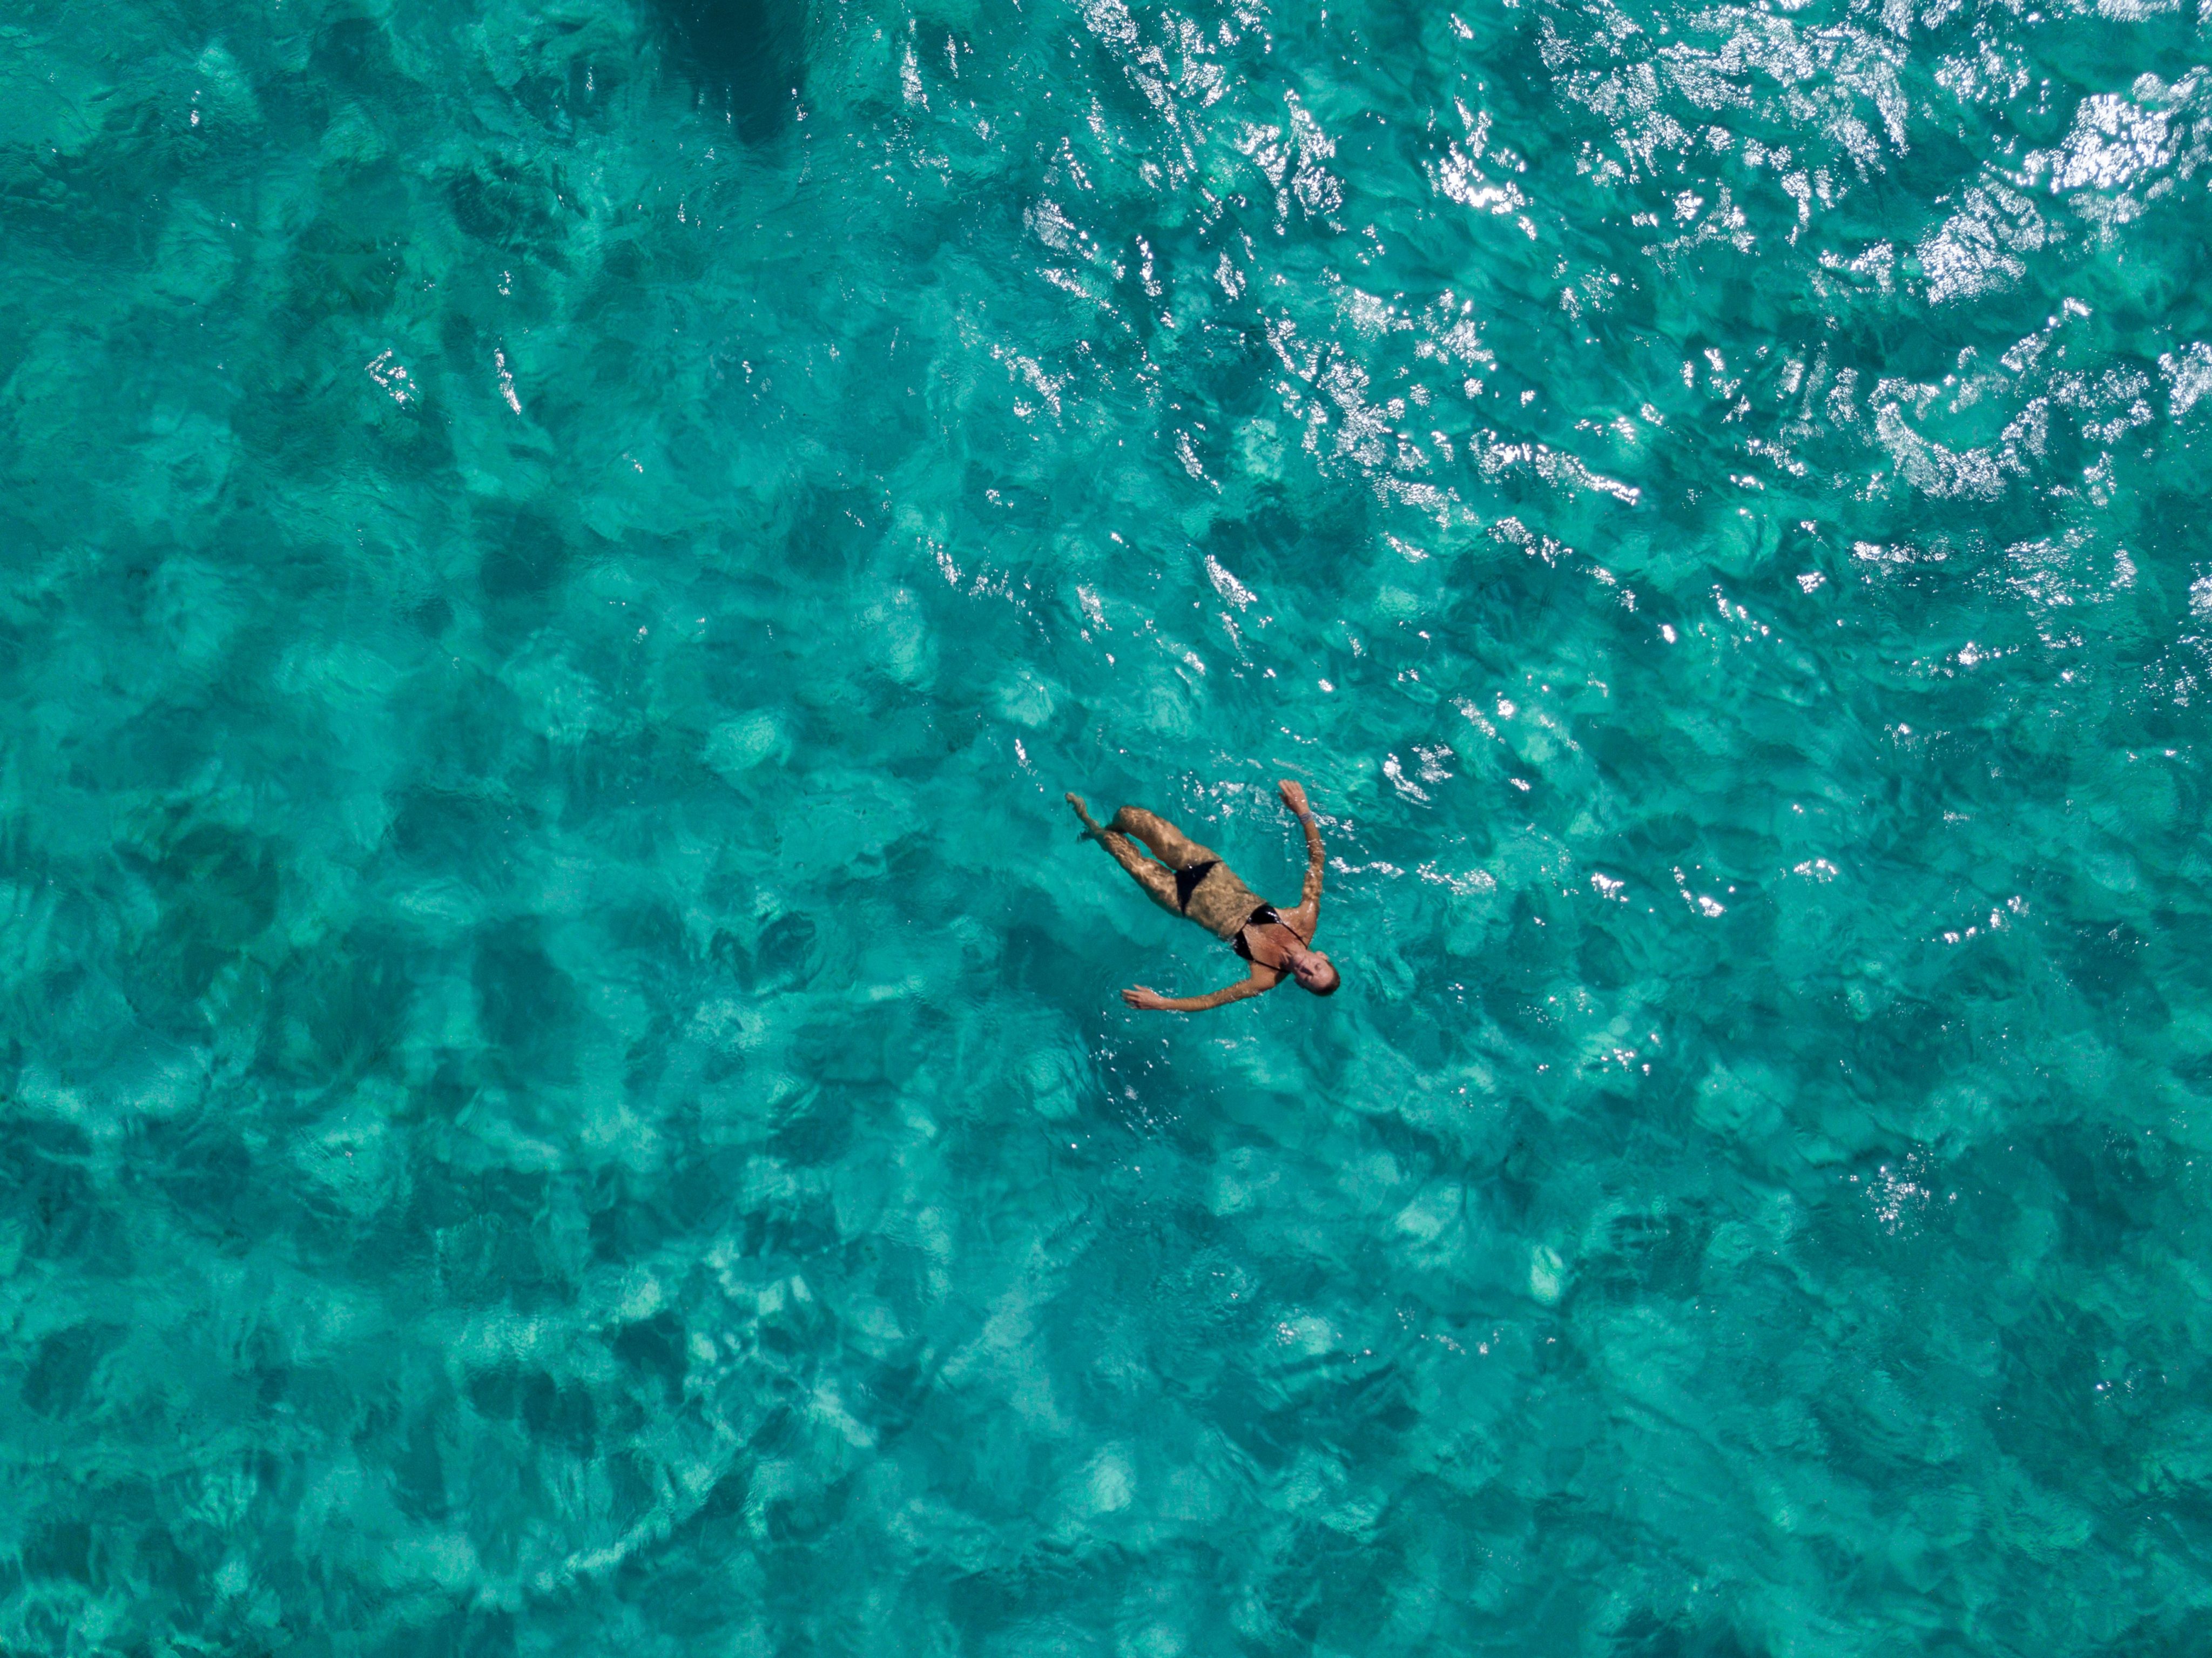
[3,0,2212,1650]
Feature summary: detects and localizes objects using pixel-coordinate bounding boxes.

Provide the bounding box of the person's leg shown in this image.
[1068,794,1181,913]
[1108,806,1221,871]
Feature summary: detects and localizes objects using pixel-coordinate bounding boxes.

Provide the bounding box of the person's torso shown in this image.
[1183,861,1262,940]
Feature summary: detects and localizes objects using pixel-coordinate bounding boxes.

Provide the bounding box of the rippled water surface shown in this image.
[6,0,2212,1649]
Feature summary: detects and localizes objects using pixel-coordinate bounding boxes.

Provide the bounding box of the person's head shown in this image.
[1292,949,1340,996]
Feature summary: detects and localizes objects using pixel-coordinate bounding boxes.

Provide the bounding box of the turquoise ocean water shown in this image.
[5,0,2212,1648]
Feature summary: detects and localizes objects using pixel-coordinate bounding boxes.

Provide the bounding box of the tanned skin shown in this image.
[1065,779,1339,1012]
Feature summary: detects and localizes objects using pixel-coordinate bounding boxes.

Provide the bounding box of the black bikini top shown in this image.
[1233,904,1309,967]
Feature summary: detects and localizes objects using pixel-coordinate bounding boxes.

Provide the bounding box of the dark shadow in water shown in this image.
[652,0,806,143]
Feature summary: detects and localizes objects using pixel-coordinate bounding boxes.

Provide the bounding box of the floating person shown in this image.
[1066,780,1340,1012]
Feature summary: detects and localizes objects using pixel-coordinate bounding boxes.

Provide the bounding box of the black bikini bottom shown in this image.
[1175,860,1220,913]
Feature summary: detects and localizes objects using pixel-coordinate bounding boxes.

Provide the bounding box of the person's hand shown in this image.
[1122,985,1169,1010]
[1277,778,1310,815]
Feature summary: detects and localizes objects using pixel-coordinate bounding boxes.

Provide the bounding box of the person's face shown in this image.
[1293,951,1339,994]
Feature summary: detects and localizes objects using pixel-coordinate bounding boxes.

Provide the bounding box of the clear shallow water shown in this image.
[4,0,2212,1648]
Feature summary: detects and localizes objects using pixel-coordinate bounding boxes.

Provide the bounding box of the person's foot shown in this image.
[1066,792,1106,840]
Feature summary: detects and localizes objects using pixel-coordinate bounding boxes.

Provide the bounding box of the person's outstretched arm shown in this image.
[1279,778,1324,931]
[1123,971,1272,1013]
